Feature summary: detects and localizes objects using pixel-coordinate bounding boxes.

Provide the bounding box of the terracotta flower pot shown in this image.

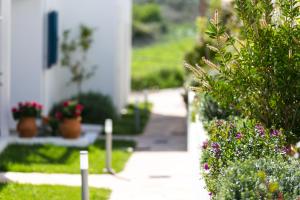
[60,118,81,139]
[17,117,38,138]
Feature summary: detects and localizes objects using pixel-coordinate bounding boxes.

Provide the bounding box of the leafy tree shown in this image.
[61,25,97,96]
[187,0,300,142]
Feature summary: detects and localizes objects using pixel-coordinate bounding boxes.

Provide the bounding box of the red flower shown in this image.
[55,112,63,120]
[25,102,32,107]
[63,101,70,107]
[12,107,18,113]
[76,104,84,111]
[18,102,23,108]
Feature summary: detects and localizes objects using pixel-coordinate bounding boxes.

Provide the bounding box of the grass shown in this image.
[0,140,135,174]
[114,102,152,135]
[0,183,111,200]
[131,23,195,90]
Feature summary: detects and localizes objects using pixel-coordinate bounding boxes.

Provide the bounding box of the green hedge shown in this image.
[217,157,300,199]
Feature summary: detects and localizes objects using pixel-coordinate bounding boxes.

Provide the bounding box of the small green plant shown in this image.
[11,102,43,120]
[187,0,300,141]
[74,92,117,125]
[216,157,300,200]
[61,25,97,96]
[201,118,287,194]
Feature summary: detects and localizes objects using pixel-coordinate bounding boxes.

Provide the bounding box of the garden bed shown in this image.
[0,140,135,174]
[0,183,111,200]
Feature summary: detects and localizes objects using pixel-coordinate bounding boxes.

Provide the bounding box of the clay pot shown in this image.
[17,117,38,138]
[60,118,81,139]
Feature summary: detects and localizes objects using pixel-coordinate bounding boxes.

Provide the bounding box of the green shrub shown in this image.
[201,118,287,194]
[132,68,184,90]
[188,0,300,142]
[216,157,300,200]
[74,92,117,125]
[200,93,238,121]
[133,3,162,23]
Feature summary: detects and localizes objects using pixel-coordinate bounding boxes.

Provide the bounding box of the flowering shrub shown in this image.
[201,118,287,194]
[54,101,84,120]
[12,102,43,120]
[187,0,300,141]
[216,157,300,199]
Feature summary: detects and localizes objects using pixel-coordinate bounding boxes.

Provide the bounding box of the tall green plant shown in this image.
[61,25,97,96]
[187,0,300,141]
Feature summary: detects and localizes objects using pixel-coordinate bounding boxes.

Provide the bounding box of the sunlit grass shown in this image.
[0,140,135,174]
[0,183,111,200]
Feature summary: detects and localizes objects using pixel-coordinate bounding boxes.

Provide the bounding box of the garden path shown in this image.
[110,88,208,200]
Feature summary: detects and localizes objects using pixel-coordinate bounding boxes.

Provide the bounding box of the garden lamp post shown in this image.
[104,119,114,174]
[80,151,89,200]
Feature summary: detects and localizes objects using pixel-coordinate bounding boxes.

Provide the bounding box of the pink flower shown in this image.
[12,107,18,113]
[204,163,209,171]
[236,132,243,139]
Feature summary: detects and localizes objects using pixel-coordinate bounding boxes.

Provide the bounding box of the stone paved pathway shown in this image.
[110,88,208,200]
[0,89,209,200]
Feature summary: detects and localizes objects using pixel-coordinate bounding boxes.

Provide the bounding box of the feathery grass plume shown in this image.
[184,62,205,78]
[206,44,219,52]
[202,57,220,71]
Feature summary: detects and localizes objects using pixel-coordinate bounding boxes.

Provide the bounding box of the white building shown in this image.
[1,0,132,136]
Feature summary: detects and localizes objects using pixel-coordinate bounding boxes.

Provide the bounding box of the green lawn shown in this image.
[131,23,195,90]
[114,102,152,135]
[0,184,110,200]
[0,140,135,174]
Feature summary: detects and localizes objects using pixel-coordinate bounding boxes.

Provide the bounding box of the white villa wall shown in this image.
[10,0,132,125]
[45,0,132,112]
[11,0,44,106]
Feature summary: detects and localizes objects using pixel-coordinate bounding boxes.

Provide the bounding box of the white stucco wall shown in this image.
[0,0,12,136]
[10,0,132,119]
[11,0,44,105]
[45,0,132,112]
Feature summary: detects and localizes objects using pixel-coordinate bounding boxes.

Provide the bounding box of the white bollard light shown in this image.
[104,119,114,174]
[80,151,89,200]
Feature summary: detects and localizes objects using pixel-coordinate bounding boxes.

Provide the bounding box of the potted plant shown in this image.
[12,102,43,138]
[55,100,84,139]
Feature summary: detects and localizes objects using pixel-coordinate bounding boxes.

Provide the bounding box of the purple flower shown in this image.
[271,129,281,137]
[202,140,208,150]
[211,142,220,150]
[203,163,209,170]
[255,124,265,136]
[211,142,221,157]
[282,146,290,155]
[236,132,243,139]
